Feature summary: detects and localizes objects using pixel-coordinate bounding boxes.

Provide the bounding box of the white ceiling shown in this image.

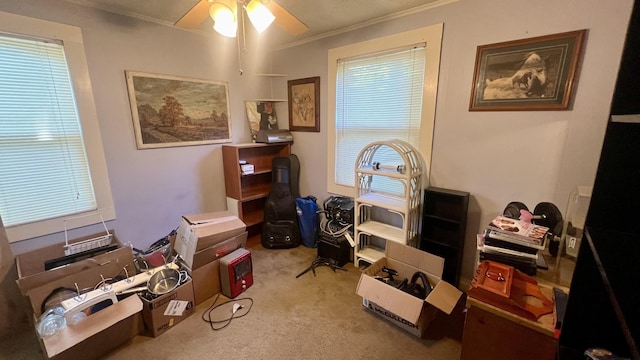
[63,0,447,48]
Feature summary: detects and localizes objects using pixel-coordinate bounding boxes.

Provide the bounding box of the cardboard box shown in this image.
[186,232,247,305]
[240,163,254,174]
[15,231,125,296]
[39,296,143,360]
[356,242,463,338]
[141,278,195,337]
[17,241,143,360]
[174,211,246,268]
[191,259,221,306]
[190,231,248,269]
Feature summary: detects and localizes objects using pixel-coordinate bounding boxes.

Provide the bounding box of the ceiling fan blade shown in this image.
[264,0,308,35]
[175,0,212,29]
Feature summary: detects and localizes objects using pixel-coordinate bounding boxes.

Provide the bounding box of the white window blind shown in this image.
[335,45,425,193]
[0,34,97,227]
[327,24,443,197]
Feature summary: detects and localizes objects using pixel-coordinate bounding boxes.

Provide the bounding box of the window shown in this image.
[327,24,443,196]
[0,12,115,242]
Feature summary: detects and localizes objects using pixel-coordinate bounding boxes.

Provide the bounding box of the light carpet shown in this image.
[6,245,465,360]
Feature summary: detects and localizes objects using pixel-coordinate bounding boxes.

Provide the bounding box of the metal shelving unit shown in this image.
[353,140,425,267]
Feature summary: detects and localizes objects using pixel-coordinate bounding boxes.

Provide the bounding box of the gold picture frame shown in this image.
[288,76,320,132]
[125,71,232,149]
[469,30,587,111]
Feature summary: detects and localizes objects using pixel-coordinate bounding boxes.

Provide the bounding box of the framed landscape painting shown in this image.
[469,30,587,111]
[126,71,232,149]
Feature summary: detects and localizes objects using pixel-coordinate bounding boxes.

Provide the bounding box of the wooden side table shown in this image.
[460,285,558,360]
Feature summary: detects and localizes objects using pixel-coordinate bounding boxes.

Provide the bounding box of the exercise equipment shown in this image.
[502,201,563,236]
[532,202,563,234]
[503,201,529,220]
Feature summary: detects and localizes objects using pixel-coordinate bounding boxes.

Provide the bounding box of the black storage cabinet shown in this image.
[419,187,469,287]
[559,3,640,358]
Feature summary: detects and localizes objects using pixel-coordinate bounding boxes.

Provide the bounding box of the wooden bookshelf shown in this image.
[222,143,291,238]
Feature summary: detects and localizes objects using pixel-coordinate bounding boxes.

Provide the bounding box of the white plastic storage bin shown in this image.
[561,186,592,258]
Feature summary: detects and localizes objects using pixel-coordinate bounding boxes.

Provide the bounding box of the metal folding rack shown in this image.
[63,213,113,256]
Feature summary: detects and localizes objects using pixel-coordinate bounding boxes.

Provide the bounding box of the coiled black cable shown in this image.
[201,293,254,330]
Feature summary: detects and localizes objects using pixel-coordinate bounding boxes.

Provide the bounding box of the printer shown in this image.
[255,129,294,144]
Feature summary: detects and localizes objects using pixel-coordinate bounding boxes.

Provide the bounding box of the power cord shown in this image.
[201,293,254,330]
[318,210,352,237]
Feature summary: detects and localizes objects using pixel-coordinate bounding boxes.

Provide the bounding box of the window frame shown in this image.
[0,11,115,243]
[326,24,443,197]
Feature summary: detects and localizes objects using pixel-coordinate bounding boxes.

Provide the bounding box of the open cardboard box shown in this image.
[174,211,246,269]
[37,295,142,360]
[184,231,247,305]
[356,242,463,338]
[141,277,195,337]
[16,236,143,360]
[15,231,125,296]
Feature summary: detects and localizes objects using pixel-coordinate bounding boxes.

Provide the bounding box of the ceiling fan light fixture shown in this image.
[210,1,237,37]
[245,0,275,33]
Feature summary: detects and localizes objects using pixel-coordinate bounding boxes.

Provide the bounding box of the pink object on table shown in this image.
[519,209,533,223]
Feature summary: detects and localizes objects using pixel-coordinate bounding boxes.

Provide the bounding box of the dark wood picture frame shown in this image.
[469,29,587,111]
[288,76,320,132]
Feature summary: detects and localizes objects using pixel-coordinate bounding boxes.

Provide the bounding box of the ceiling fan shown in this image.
[175,0,308,37]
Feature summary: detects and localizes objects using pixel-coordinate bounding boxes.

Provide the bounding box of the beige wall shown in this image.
[271,0,634,285]
[0,0,271,255]
[0,0,634,289]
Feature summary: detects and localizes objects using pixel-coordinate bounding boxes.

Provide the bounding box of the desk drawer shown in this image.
[461,305,557,360]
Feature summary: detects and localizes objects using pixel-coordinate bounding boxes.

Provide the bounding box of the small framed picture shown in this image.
[288,76,320,132]
[469,30,587,111]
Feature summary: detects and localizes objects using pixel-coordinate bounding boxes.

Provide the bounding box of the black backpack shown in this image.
[262,156,301,249]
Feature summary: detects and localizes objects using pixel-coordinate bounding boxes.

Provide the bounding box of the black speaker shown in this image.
[317,232,351,267]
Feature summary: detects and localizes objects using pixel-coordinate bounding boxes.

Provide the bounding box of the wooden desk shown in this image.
[460,284,559,360]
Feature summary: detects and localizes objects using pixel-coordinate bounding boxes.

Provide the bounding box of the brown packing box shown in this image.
[39,297,143,360]
[174,211,246,268]
[15,231,125,296]
[191,231,248,269]
[356,242,463,338]
[141,278,195,337]
[186,232,247,305]
[18,240,143,360]
[191,259,221,306]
